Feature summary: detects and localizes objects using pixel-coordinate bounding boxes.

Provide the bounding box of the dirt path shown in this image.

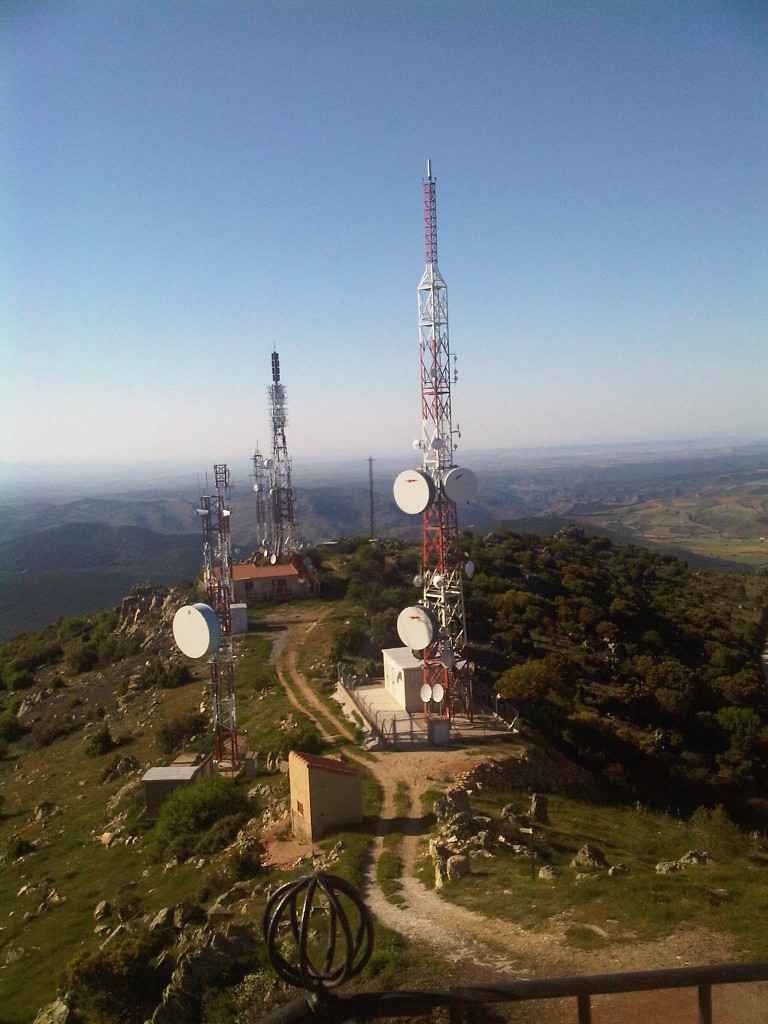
[266,610,768,1022]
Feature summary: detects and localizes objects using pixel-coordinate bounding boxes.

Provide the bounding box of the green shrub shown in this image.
[0,712,28,745]
[279,719,323,758]
[149,776,251,861]
[63,935,164,1024]
[7,834,34,859]
[156,712,207,755]
[5,668,34,691]
[37,719,81,748]
[193,812,250,855]
[229,843,263,881]
[64,641,98,675]
[85,724,116,757]
[142,658,193,690]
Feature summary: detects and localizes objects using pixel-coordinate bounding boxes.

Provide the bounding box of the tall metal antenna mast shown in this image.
[368,457,376,539]
[267,350,296,560]
[251,441,270,558]
[393,162,478,730]
[199,464,240,769]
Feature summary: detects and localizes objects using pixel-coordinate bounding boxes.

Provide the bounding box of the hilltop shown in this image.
[0,533,767,1023]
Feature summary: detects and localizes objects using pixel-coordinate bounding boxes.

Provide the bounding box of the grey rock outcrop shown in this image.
[93,900,112,922]
[33,998,70,1024]
[539,865,559,880]
[570,844,609,871]
[655,860,685,874]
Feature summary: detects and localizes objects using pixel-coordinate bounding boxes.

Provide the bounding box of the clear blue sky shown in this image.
[2,0,766,467]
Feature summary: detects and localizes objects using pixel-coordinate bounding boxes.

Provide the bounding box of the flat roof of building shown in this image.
[231,563,300,581]
[382,646,423,669]
[142,766,199,782]
[289,751,359,777]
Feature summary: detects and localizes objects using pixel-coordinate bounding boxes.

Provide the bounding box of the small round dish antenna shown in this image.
[270,554,277,565]
[431,436,445,450]
[396,605,438,651]
[393,469,435,515]
[413,574,423,587]
[266,459,274,469]
[465,559,475,580]
[412,439,422,450]
[173,604,221,659]
[441,645,456,668]
[253,484,260,493]
[420,683,433,703]
[443,467,478,504]
[432,573,444,589]
[432,682,445,703]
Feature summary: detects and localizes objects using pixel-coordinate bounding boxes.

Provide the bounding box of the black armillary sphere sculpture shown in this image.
[263,872,374,995]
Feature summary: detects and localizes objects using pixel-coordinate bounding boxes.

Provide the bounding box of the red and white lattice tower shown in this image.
[267,350,296,561]
[199,464,240,768]
[394,162,478,728]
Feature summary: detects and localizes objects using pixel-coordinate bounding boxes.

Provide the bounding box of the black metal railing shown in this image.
[258,873,768,1024]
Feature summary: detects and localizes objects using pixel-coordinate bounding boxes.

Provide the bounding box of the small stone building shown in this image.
[231,563,306,603]
[382,647,423,712]
[289,751,363,843]
[142,752,216,819]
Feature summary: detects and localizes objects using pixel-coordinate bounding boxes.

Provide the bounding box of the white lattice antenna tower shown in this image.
[267,350,296,560]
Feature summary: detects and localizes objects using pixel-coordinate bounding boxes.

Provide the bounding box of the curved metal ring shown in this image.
[263,872,374,993]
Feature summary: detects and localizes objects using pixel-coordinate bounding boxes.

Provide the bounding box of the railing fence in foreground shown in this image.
[257,872,768,1024]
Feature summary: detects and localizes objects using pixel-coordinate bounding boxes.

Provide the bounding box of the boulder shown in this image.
[608,863,631,877]
[434,788,471,821]
[33,999,70,1024]
[148,907,174,932]
[34,802,56,822]
[434,860,450,890]
[679,850,710,865]
[446,855,470,881]
[173,901,207,930]
[93,901,112,922]
[570,844,609,871]
[529,794,550,826]
[655,860,685,874]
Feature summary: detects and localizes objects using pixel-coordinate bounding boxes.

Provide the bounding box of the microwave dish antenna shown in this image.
[173,604,221,660]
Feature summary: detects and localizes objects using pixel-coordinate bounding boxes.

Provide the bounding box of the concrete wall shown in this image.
[382,648,423,713]
[289,752,363,843]
[289,754,313,843]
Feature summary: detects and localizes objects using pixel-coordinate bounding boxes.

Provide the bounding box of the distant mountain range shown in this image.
[0,523,201,640]
[1,443,766,641]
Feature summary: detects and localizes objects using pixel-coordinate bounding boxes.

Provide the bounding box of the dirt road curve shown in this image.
[267,608,768,1024]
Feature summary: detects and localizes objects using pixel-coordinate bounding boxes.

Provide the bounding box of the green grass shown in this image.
[0,629,313,1023]
[423,786,768,957]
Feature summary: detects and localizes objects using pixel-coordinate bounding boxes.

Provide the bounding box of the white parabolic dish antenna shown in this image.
[420,683,432,703]
[173,604,220,660]
[443,467,478,504]
[270,554,277,565]
[396,605,438,651]
[465,559,475,580]
[393,469,435,515]
[432,682,445,703]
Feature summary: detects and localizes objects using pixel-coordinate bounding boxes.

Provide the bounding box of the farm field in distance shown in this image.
[574,486,768,568]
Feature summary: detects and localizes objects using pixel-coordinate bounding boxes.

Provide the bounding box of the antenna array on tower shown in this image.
[393,162,478,730]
